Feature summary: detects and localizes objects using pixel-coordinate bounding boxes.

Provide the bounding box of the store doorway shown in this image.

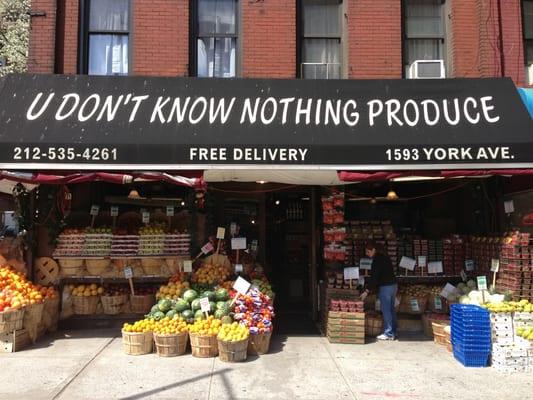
[265,188,319,335]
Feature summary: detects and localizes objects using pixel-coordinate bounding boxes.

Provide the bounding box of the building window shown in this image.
[523,1,533,65]
[404,0,445,72]
[84,0,130,75]
[195,0,237,78]
[300,0,342,79]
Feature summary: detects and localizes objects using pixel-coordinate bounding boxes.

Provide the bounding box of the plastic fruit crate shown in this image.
[453,340,491,354]
[453,348,490,367]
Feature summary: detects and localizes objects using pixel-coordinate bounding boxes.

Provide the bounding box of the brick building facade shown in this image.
[26,1,532,86]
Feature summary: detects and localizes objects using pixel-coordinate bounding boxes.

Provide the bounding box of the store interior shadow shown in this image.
[274,312,320,336]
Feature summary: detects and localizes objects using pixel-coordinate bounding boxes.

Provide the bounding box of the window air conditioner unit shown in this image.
[408,60,445,79]
[527,65,533,86]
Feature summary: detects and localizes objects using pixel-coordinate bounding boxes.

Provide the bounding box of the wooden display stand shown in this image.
[326,311,365,344]
[0,329,31,353]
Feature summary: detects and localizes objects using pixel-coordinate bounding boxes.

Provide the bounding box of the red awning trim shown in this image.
[0,171,205,189]
[338,169,533,182]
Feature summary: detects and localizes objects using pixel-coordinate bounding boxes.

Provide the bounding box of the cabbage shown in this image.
[466,280,477,289]
[459,295,471,304]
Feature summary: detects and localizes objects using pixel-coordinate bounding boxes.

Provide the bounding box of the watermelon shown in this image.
[216,301,226,310]
[201,291,216,301]
[191,298,201,312]
[183,289,198,303]
[209,301,216,312]
[215,288,229,302]
[153,311,165,321]
[181,309,194,320]
[221,315,233,325]
[194,309,205,320]
[174,299,189,312]
[158,299,172,313]
[166,310,177,319]
[214,309,225,319]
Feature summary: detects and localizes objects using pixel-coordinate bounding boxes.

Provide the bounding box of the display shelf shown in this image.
[396,275,464,283]
[61,276,169,284]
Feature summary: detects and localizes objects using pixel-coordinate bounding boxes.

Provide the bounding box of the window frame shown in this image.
[190,0,239,78]
[522,0,533,65]
[402,0,446,75]
[78,0,132,75]
[297,0,344,79]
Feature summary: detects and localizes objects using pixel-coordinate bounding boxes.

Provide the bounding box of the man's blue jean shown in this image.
[379,284,398,338]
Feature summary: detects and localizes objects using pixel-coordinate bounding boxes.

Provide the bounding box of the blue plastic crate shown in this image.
[450,304,490,315]
[453,348,490,367]
[453,340,491,353]
[451,333,491,346]
[451,324,491,336]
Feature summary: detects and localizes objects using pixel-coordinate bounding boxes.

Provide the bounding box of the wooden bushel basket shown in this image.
[153,332,188,357]
[101,294,128,315]
[247,331,272,355]
[218,338,249,362]
[189,333,218,358]
[0,308,25,334]
[72,295,99,315]
[130,294,156,314]
[432,321,448,346]
[23,302,45,343]
[365,315,383,337]
[42,297,60,332]
[122,330,153,355]
[58,259,85,277]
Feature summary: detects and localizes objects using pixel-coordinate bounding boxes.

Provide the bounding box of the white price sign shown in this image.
[410,299,420,312]
[183,260,193,273]
[233,276,251,294]
[235,263,243,273]
[417,256,427,268]
[200,297,211,313]
[343,267,359,280]
[216,227,226,239]
[124,267,133,279]
[110,206,119,217]
[166,206,174,217]
[465,260,474,271]
[399,256,416,271]
[477,276,488,291]
[359,258,373,270]
[231,237,247,250]
[251,240,258,252]
[434,297,443,310]
[201,242,214,254]
[427,261,443,274]
[142,211,150,224]
[491,259,500,272]
[440,283,457,299]
[90,205,100,216]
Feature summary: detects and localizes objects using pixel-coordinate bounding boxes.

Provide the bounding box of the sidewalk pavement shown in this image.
[0,330,532,400]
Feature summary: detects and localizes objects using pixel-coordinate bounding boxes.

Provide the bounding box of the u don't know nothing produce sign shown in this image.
[0,74,532,169]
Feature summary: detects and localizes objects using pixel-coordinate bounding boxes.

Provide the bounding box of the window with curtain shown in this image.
[404,0,445,67]
[86,0,130,75]
[196,0,237,78]
[300,0,342,79]
[524,1,533,64]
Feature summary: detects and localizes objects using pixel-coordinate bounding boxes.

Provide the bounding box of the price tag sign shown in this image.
[230,222,237,236]
[142,211,150,224]
[200,297,211,313]
[434,297,443,310]
[235,263,243,273]
[216,227,226,239]
[183,260,193,273]
[359,276,365,286]
[440,283,457,299]
[90,205,100,216]
[166,206,174,217]
[461,270,468,282]
[375,299,381,311]
[231,237,247,250]
[233,276,251,294]
[399,256,416,271]
[477,276,488,291]
[359,258,373,270]
[124,267,133,279]
[343,267,359,280]
[504,200,514,214]
[428,261,443,274]
[410,299,420,312]
[201,242,214,254]
[110,206,119,217]
[251,240,258,252]
[491,259,500,272]
[465,260,474,271]
[417,256,427,268]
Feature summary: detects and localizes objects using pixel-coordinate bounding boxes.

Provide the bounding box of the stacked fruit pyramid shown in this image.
[327,301,365,344]
[450,304,491,367]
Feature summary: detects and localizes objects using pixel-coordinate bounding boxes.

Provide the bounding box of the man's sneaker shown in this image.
[377,334,395,341]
